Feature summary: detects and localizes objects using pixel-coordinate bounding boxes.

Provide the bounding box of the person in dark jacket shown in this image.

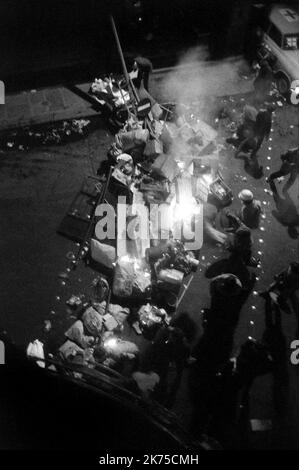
[146,323,191,407]
[267,147,299,193]
[225,213,259,267]
[253,104,275,154]
[253,59,273,101]
[131,56,153,92]
[209,274,243,314]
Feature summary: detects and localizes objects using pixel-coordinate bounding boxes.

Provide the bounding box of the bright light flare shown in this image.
[201,173,214,186]
[177,161,185,169]
[173,198,200,223]
[104,337,118,352]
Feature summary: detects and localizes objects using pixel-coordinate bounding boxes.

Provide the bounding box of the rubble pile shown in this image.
[90,76,131,109]
[38,75,234,376]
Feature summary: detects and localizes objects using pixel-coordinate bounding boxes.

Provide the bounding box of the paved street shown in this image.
[0,83,99,130]
[0,67,298,448]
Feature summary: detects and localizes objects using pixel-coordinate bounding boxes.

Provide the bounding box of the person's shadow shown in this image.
[269,181,299,239]
[261,296,290,448]
[188,293,248,445]
[188,255,256,441]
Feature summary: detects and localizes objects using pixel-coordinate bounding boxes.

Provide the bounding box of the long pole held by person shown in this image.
[110,15,160,141]
[110,15,139,104]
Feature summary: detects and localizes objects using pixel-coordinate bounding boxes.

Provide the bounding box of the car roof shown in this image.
[269,4,299,34]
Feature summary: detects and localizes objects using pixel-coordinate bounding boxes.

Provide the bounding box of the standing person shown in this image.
[226,104,257,147]
[259,262,299,315]
[267,179,299,239]
[244,26,263,67]
[253,104,275,154]
[147,323,191,407]
[229,226,255,266]
[253,59,273,101]
[224,212,259,267]
[267,147,299,193]
[238,189,262,229]
[130,56,153,92]
[209,338,273,447]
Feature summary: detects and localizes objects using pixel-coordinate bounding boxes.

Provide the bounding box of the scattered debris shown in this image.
[26,339,45,368]
[0,119,91,151]
[44,320,52,332]
[250,419,272,432]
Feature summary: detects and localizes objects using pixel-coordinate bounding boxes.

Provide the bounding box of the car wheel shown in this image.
[275,74,290,95]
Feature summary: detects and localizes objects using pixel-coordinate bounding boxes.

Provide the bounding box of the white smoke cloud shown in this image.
[157,46,252,106]
[153,46,253,164]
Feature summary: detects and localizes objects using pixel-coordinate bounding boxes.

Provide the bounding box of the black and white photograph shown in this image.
[0,0,299,457]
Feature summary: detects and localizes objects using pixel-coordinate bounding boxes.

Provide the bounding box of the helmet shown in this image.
[238,189,254,202]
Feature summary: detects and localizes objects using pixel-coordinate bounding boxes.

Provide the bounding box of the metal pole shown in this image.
[110,15,139,103]
[110,15,159,140]
[176,274,194,309]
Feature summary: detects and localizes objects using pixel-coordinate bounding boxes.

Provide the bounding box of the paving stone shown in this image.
[44,89,65,112]
[6,93,29,106]
[0,105,7,119]
[29,90,46,105]
[6,103,30,120]
[31,102,51,116]
[29,91,51,116]
[61,88,86,106]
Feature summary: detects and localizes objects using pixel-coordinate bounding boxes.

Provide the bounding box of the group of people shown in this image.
[189,61,299,440]
[114,54,299,440]
[227,63,299,192]
[221,67,299,317]
[194,193,299,442]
